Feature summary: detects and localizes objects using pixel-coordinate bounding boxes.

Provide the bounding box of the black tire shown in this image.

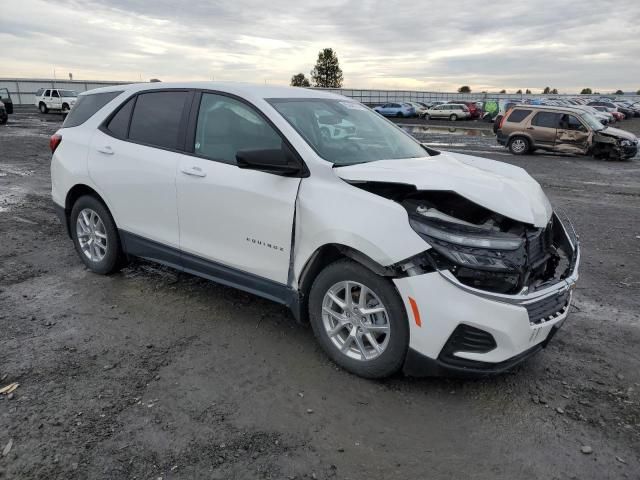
[308,259,409,379]
[396,112,404,118]
[39,102,48,114]
[449,114,458,121]
[423,114,430,120]
[508,135,530,155]
[70,195,124,275]
[0,114,7,125]
[62,103,70,113]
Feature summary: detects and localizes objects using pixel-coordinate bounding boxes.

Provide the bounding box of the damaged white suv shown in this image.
[50,83,580,378]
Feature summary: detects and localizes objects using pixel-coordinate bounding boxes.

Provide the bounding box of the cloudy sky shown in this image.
[3,0,640,93]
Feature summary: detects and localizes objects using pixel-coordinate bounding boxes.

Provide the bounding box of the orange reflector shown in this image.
[408,297,422,327]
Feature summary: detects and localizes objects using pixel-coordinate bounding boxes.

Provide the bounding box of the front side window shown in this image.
[531,112,561,128]
[559,114,585,131]
[128,91,189,150]
[269,98,429,166]
[194,93,282,165]
[44,90,51,97]
[51,90,60,98]
[0,88,9,101]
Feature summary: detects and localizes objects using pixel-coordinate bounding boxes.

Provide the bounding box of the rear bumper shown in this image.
[496,131,507,145]
[53,201,70,237]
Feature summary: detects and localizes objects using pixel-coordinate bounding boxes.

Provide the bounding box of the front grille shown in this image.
[524,289,571,325]
[526,223,553,267]
[440,324,497,357]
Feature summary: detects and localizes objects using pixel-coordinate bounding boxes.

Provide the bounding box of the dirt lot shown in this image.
[1,110,639,479]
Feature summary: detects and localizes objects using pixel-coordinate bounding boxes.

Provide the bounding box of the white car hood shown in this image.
[334,151,553,227]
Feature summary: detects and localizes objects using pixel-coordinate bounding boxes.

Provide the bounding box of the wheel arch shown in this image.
[62,184,115,235]
[507,132,534,147]
[295,243,397,323]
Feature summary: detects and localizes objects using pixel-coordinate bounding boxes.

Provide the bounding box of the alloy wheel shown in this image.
[76,208,108,262]
[511,138,527,153]
[321,281,390,361]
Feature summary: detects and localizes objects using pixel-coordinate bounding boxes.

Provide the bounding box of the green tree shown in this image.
[550,88,558,94]
[290,73,310,87]
[499,89,506,93]
[310,48,343,88]
[457,85,471,93]
[615,89,624,95]
[637,89,640,95]
[525,89,532,94]
[543,86,551,94]
[580,88,592,95]
[516,89,522,94]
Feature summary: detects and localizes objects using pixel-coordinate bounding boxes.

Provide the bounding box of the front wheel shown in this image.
[449,114,458,121]
[70,195,124,274]
[308,260,409,379]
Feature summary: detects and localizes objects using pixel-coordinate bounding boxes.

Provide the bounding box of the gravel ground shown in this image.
[1,110,639,479]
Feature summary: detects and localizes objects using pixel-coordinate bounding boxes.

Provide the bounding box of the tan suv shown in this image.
[496,105,638,160]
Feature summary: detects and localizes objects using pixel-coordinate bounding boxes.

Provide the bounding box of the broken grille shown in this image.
[524,289,571,325]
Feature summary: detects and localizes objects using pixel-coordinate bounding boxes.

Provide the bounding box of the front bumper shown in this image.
[394,224,580,377]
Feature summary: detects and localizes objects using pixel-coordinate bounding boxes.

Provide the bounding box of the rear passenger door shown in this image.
[88,90,192,250]
[528,112,561,150]
[175,91,301,284]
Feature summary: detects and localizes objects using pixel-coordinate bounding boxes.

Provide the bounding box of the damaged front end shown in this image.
[398,191,578,297]
[591,130,639,161]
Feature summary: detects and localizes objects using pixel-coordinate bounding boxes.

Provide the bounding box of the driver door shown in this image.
[555,114,590,154]
[176,92,301,284]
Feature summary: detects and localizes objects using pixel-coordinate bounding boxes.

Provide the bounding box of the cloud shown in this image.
[2,0,639,92]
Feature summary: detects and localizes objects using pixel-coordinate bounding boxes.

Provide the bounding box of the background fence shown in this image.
[2,78,638,106]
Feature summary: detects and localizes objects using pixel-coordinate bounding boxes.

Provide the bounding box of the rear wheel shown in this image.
[70,195,124,274]
[62,103,70,113]
[308,260,409,379]
[396,112,404,118]
[508,136,530,155]
[449,114,458,121]
[39,102,48,114]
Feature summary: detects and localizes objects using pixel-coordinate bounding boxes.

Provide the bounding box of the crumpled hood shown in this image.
[334,151,553,227]
[597,126,638,142]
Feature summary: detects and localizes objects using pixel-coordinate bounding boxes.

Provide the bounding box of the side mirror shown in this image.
[236,145,306,177]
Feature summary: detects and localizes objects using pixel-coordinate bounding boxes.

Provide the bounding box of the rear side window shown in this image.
[506,109,532,123]
[531,112,561,128]
[128,91,189,150]
[63,91,123,128]
[106,97,135,138]
[51,90,59,98]
[44,90,51,97]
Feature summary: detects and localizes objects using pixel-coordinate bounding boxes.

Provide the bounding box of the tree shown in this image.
[550,88,558,94]
[525,89,531,94]
[580,88,592,95]
[290,73,310,87]
[310,48,343,88]
[543,86,551,94]
[637,89,640,95]
[516,89,522,94]
[499,89,506,93]
[615,89,624,95]
[458,85,471,93]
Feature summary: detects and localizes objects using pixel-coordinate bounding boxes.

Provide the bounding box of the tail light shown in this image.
[49,134,62,153]
[499,109,511,129]
[463,106,470,112]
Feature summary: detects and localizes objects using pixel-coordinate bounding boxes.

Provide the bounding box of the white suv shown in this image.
[50,83,580,378]
[424,103,471,121]
[35,88,78,113]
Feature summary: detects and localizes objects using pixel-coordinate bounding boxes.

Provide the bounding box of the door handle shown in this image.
[97,145,114,155]
[180,166,206,177]
[526,127,534,130]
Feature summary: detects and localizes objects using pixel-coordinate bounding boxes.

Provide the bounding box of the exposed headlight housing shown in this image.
[619,139,631,147]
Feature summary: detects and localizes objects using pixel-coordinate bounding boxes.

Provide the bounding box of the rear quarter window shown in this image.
[62,91,123,128]
[506,109,532,123]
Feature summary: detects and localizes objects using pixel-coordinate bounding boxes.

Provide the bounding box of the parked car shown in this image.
[592,105,624,122]
[447,100,481,119]
[0,101,7,125]
[424,103,471,121]
[408,102,428,117]
[496,105,638,160]
[373,102,415,118]
[588,101,632,120]
[50,82,580,378]
[35,88,78,113]
[0,88,14,117]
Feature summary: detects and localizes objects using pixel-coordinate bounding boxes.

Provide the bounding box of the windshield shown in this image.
[581,113,604,131]
[268,98,429,165]
[59,90,78,97]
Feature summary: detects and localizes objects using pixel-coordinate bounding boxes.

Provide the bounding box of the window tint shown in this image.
[129,91,189,150]
[506,109,532,123]
[531,112,561,128]
[51,90,60,98]
[44,90,50,97]
[63,91,123,128]
[106,97,135,138]
[194,93,282,165]
[559,114,585,131]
